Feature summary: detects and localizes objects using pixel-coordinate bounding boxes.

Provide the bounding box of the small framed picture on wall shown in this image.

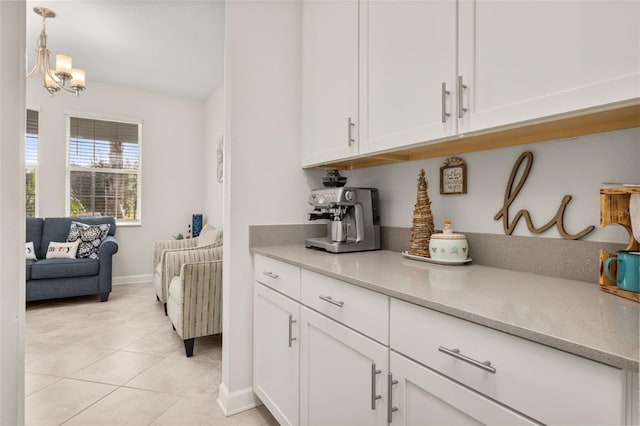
[440,157,467,195]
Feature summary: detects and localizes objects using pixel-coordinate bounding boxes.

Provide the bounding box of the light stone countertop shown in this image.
[252,245,639,371]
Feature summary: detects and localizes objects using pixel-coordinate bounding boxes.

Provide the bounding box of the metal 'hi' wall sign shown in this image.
[493,151,595,240]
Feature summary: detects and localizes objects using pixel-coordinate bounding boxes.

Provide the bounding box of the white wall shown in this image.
[220,0,319,414]
[0,1,26,424]
[346,128,639,243]
[27,79,207,281]
[204,85,225,228]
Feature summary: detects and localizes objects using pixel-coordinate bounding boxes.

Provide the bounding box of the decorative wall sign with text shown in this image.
[493,151,595,240]
[440,157,467,195]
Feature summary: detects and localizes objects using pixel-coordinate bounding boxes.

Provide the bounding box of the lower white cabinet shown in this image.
[389,351,536,426]
[391,298,627,426]
[254,283,300,426]
[300,306,388,426]
[253,255,635,425]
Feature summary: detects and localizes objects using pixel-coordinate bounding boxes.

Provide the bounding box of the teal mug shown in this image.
[605,251,640,293]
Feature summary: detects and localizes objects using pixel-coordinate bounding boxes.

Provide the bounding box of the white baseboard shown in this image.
[217,382,262,416]
[112,274,153,286]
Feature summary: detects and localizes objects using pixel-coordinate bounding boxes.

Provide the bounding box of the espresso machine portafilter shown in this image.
[305,187,380,253]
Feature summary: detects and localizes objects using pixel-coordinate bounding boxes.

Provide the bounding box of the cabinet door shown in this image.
[300,306,388,426]
[254,283,299,426]
[458,0,640,133]
[390,352,538,426]
[302,0,359,167]
[359,0,457,155]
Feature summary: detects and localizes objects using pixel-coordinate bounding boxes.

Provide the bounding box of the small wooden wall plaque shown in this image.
[440,157,467,195]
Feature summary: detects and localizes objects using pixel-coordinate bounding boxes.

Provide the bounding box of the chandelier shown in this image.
[27,7,86,96]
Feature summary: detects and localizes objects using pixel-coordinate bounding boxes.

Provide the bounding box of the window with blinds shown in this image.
[67,116,142,223]
[26,109,39,218]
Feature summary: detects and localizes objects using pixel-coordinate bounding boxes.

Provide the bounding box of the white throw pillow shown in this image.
[26,242,37,260]
[46,240,80,259]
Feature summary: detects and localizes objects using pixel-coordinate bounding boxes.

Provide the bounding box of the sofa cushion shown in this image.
[26,259,36,280]
[26,218,44,257]
[30,258,99,280]
[153,263,163,301]
[197,224,222,247]
[168,276,183,305]
[67,221,111,260]
[40,217,116,260]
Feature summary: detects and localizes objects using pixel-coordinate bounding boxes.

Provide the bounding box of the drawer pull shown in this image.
[319,295,344,307]
[438,346,496,374]
[262,271,279,279]
[387,373,398,423]
[371,364,382,410]
[288,315,297,347]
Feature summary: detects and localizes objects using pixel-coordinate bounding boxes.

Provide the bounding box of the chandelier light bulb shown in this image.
[55,54,72,76]
[44,72,60,93]
[71,69,86,90]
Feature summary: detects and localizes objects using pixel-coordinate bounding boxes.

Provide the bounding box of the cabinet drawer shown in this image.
[391,298,625,426]
[301,269,389,345]
[254,255,301,300]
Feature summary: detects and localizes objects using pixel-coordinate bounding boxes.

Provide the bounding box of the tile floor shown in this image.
[25,283,278,426]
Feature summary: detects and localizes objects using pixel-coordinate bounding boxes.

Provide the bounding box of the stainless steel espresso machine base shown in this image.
[305,233,381,253]
[305,187,381,253]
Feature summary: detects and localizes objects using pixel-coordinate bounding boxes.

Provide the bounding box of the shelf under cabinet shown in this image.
[309,102,640,170]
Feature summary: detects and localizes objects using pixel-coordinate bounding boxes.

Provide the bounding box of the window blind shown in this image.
[69,117,139,170]
[26,109,38,217]
[68,116,141,222]
[26,109,38,166]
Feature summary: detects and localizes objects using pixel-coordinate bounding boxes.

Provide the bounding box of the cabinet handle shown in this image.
[387,373,398,423]
[441,82,450,123]
[319,295,344,307]
[347,117,355,146]
[288,315,297,347]
[438,346,496,374]
[457,75,468,118]
[263,271,279,279]
[371,364,382,410]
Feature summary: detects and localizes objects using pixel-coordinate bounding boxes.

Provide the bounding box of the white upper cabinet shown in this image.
[302,0,639,166]
[302,0,359,167]
[458,0,640,134]
[359,0,458,155]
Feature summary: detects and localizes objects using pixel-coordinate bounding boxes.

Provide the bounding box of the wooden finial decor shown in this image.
[408,169,435,257]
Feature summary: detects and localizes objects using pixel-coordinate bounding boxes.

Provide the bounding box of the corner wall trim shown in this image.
[112,274,153,286]
[217,382,262,416]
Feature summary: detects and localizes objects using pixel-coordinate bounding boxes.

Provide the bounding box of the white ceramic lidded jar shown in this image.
[429,221,469,261]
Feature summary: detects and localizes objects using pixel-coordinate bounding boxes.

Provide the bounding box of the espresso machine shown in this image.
[305,187,380,253]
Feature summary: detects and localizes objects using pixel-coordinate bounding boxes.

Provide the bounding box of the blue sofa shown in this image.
[26,217,118,302]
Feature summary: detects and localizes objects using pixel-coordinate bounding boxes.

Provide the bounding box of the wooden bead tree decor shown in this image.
[408,169,435,258]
